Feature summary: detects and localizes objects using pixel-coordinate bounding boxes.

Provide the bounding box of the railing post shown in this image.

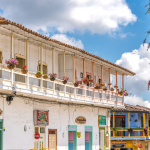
[26,39,29,89]
[64,84,66,97]
[53,81,55,95]
[147,113,149,137]
[143,113,146,136]
[113,112,115,137]
[128,112,130,137]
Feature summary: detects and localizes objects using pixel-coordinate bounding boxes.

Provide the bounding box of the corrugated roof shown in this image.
[111,104,150,112]
[0,16,136,76]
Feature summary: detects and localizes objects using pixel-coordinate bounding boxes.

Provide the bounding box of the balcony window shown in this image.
[110,115,125,127]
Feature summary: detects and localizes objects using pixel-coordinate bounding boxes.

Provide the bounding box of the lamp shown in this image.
[6,96,13,105]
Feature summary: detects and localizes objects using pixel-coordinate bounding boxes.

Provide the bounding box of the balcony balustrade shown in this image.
[0,64,124,106]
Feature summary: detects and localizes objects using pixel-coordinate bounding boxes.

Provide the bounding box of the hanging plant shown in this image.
[103,86,107,91]
[89,79,93,83]
[35,71,42,78]
[100,82,105,87]
[108,83,112,86]
[135,119,138,122]
[49,73,57,81]
[124,92,128,96]
[118,89,125,96]
[74,81,80,87]
[82,77,89,84]
[62,76,69,84]
[94,83,100,89]
[43,74,48,79]
[110,87,114,91]
[114,85,118,89]
[21,65,28,74]
[144,128,148,136]
[128,128,133,133]
[5,58,19,69]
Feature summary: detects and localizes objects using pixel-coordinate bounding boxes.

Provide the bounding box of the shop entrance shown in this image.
[48,129,57,150]
[0,119,3,150]
[85,126,93,150]
[99,127,106,150]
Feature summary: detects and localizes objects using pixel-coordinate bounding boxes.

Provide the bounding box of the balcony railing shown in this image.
[0,64,124,106]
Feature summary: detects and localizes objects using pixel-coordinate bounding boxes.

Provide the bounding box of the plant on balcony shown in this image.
[35,71,42,78]
[62,76,69,84]
[100,82,105,87]
[114,85,118,89]
[128,128,133,133]
[110,87,114,91]
[118,89,125,96]
[89,79,93,83]
[43,74,48,79]
[135,119,138,122]
[82,77,89,84]
[124,92,128,96]
[112,128,118,133]
[103,86,107,91]
[74,81,80,87]
[94,83,100,89]
[108,83,112,86]
[5,58,19,69]
[144,128,148,136]
[49,73,57,81]
[21,65,28,74]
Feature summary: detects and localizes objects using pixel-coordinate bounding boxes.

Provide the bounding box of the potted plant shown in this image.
[89,79,93,83]
[103,86,107,91]
[83,77,89,84]
[100,82,105,87]
[43,74,48,79]
[114,85,118,89]
[35,71,42,78]
[128,128,133,133]
[135,119,138,122]
[21,65,28,74]
[144,128,148,136]
[124,92,128,96]
[108,83,112,86]
[49,73,57,81]
[94,83,100,89]
[74,81,80,87]
[110,87,114,91]
[5,58,19,69]
[62,76,69,84]
[118,89,125,96]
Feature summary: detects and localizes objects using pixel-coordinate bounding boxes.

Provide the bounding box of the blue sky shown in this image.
[0,0,150,106]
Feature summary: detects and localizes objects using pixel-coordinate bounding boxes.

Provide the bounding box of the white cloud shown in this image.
[0,0,137,34]
[51,34,84,49]
[116,44,150,107]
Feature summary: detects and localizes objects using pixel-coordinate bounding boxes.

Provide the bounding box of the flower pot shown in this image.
[103,88,107,91]
[124,92,128,96]
[114,85,118,89]
[94,86,100,89]
[50,77,55,81]
[108,83,112,86]
[21,70,28,74]
[89,79,93,83]
[110,88,114,91]
[35,74,42,78]
[74,83,79,87]
[100,84,105,87]
[63,80,67,84]
[7,65,14,70]
[43,76,48,79]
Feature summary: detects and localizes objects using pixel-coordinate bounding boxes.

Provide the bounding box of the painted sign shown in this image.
[34,110,49,126]
[99,115,106,126]
[75,116,86,124]
[34,133,40,139]
[77,132,81,138]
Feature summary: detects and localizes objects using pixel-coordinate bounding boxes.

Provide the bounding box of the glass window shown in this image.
[40,127,45,133]
[35,127,39,133]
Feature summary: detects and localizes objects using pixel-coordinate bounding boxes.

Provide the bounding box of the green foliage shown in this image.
[36,71,42,74]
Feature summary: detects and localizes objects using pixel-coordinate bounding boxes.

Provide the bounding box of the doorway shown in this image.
[99,127,106,150]
[48,129,57,150]
[0,119,3,150]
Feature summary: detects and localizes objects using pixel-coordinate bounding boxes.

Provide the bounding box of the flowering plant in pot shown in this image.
[35,71,42,78]
[74,81,80,87]
[100,82,105,87]
[43,74,48,79]
[82,77,89,84]
[89,79,93,83]
[108,83,112,86]
[5,58,19,69]
[124,92,128,96]
[110,87,114,91]
[49,73,57,81]
[62,76,69,84]
[114,85,118,89]
[118,89,125,96]
[21,65,28,74]
[94,83,100,89]
[103,86,107,91]
[144,128,148,136]
[128,128,133,133]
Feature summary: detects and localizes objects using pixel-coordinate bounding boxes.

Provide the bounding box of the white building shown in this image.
[0,17,135,150]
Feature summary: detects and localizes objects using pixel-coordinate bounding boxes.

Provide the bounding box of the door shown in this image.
[99,128,105,150]
[69,131,76,150]
[85,132,90,150]
[0,119,3,150]
[48,129,57,150]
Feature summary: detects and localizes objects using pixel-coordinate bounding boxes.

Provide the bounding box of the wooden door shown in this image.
[48,129,57,150]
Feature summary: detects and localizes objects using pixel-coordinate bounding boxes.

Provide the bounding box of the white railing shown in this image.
[0,65,124,106]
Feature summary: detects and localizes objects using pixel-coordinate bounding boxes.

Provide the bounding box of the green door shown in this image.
[99,127,106,150]
[0,119,3,150]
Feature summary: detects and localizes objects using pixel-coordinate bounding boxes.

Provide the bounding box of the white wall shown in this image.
[0,96,108,150]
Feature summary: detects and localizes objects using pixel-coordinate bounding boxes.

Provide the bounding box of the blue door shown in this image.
[0,119,3,150]
[85,132,90,150]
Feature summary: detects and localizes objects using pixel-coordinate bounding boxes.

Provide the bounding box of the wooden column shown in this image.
[108,68,111,90]
[147,113,149,137]
[101,65,103,89]
[122,74,124,89]
[73,55,75,83]
[92,62,94,87]
[10,33,14,86]
[63,52,65,76]
[26,39,29,89]
[40,44,43,90]
[143,113,146,136]
[83,58,85,78]
[113,112,115,137]
[52,48,55,73]
[128,112,130,137]
[116,71,118,86]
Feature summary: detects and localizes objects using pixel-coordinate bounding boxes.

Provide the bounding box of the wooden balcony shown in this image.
[0,64,124,107]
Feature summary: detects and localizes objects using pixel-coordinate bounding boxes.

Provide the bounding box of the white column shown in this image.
[40,44,43,90]
[26,39,29,89]
[63,52,65,76]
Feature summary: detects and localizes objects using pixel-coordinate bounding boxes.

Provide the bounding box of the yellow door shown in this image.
[49,134,56,150]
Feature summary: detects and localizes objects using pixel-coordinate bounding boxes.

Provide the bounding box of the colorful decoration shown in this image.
[49,73,57,81]
[36,110,49,125]
[82,77,89,84]
[62,76,69,84]
[21,65,28,74]
[5,58,19,69]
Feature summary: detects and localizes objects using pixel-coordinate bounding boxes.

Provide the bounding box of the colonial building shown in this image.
[0,17,135,150]
[110,104,150,150]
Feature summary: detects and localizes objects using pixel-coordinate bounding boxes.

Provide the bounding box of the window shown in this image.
[110,115,125,127]
[38,62,48,75]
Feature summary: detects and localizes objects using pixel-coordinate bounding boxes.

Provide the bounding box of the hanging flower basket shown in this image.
[35,71,42,78]
[7,65,15,70]
[62,76,69,84]
[83,77,89,84]
[89,79,93,83]
[50,77,55,81]
[128,128,133,133]
[108,83,112,86]
[124,92,128,96]
[118,89,125,96]
[74,82,79,87]
[43,75,48,79]
[114,85,118,89]
[21,66,28,74]
[110,88,114,91]
[63,80,67,84]
[144,128,148,136]
[95,83,100,89]
[100,83,105,87]
[103,86,107,91]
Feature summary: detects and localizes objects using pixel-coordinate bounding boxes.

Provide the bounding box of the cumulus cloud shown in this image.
[0,0,137,34]
[51,34,84,49]
[116,44,150,107]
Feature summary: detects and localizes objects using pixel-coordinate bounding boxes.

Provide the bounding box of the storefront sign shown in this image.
[34,133,40,139]
[77,132,81,138]
[33,110,49,126]
[99,115,106,125]
[75,116,86,124]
